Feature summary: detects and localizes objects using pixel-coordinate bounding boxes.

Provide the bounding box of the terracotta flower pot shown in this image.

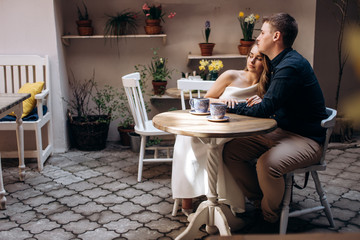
[118,125,135,146]
[144,19,162,34]
[199,43,215,56]
[76,20,93,36]
[152,80,167,95]
[238,39,255,55]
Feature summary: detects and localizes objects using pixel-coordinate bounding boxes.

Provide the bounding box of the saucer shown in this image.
[207,116,229,122]
[190,110,210,115]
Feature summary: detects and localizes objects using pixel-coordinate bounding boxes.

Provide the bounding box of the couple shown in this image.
[172,12,328,230]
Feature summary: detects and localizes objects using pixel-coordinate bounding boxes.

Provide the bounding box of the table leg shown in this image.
[0,153,7,209]
[14,104,26,181]
[175,138,245,240]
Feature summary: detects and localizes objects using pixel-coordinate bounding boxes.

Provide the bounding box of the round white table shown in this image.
[153,110,277,239]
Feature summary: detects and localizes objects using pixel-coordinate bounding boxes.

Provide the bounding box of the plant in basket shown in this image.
[142,2,176,34]
[199,20,215,56]
[64,70,121,151]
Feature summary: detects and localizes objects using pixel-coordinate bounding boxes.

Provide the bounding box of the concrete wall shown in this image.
[59,0,317,141]
[0,0,69,153]
[4,0,358,151]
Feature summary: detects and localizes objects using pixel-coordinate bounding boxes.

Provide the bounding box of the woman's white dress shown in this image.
[172,84,258,213]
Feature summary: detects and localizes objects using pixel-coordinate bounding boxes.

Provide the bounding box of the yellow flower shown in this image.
[239,11,244,18]
[199,66,205,71]
[255,14,260,20]
[208,65,214,71]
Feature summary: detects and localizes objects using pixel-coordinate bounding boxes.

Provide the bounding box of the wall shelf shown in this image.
[61,34,167,46]
[187,53,247,65]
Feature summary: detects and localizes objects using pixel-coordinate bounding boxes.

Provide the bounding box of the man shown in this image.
[224,13,328,231]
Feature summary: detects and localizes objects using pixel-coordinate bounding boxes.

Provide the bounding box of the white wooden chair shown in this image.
[177,79,215,110]
[172,78,215,216]
[0,55,53,171]
[122,72,173,182]
[280,107,337,234]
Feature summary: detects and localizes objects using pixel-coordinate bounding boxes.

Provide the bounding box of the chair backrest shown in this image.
[177,79,215,110]
[319,107,337,164]
[0,55,50,93]
[122,72,148,131]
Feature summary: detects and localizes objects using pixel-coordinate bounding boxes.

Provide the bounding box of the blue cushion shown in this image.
[0,105,48,122]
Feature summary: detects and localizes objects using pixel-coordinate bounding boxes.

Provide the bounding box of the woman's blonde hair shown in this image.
[244,43,270,98]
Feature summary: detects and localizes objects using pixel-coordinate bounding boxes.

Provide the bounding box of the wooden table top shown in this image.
[153,110,277,138]
[0,93,30,115]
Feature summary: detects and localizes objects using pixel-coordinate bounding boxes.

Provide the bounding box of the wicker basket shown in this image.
[69,115,110,151]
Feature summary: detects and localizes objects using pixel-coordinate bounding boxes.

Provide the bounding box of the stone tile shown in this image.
[100,181,128,192]
[332,208,357,221]
[132,193,162,207]
[74,169,102,179]
[46,188,77,198]
[9,210,38,224]
[78,228,119,240]
[23,195,56,207]
[128,210,162,223]
[11,188,42,200]
[149,186,172,199]
[109,201,145,216]
[62,164,89,173]
[35,228,76,240]
[22,219,60,234]
[87,210,122,224]
[0,219,18,230]
[66,181,97,192]
[72,202,107,216]
[86,175,114,185]
[122,227,163,240]
[62,219,100,235]
[103,218,142,234]
[332,198,360,211]
[58,194,91,207]
[147,217,184,233]
[116,187,143,199]
[104,169,132,179]
[342,190,360,201]
[5,182,32,193]
[80,187,111,199]
[147,201,173,215]
[54,175,83,185]
[94,194,126,207]
[34,201,69,215]
[0,227,32,240]
[49,210,83,224]
[134,181,163,192]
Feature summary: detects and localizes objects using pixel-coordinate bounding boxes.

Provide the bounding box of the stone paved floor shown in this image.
[0,137,359,240]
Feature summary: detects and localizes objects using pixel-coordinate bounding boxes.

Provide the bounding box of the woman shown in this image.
[172,44,270,215]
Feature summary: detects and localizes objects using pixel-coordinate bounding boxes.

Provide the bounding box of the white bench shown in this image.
[0,55,53,171]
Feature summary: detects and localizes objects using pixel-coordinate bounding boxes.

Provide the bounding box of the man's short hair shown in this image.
[263,13,298,48]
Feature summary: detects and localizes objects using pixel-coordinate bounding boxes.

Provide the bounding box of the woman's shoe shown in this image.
[181,198,193,216]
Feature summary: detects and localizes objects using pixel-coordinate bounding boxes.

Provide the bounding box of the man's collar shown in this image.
[271,48,293,67]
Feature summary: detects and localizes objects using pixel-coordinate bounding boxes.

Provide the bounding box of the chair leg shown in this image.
[280,173,293,234]
[35,126,44,171]
[137,135,147,182]
[172,198,181,216]
[311,171,335,228]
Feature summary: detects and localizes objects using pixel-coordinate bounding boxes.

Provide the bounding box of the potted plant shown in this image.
[142,3,176,34]
[117,91,135,147]
[237,11,260,55]
[136,48,174,95]
[64,70,121,151]
[76,1,94,36]
[198,59,224,80]
[199,20,215,56]
[330,0,354,142]
[104,10,139,38]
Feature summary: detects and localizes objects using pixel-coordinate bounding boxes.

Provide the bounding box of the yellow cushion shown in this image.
[9,82,44,118]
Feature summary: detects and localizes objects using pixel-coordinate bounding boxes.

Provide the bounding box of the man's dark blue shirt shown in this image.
[229,48,328,144]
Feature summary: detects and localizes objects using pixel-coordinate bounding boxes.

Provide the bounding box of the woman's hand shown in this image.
[246,95,262,107]
[219,98,239,108]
